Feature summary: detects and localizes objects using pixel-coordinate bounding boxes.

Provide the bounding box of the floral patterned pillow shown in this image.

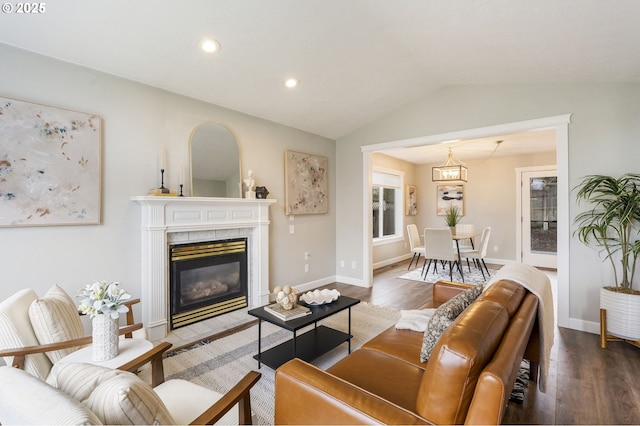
[419,284,483,362]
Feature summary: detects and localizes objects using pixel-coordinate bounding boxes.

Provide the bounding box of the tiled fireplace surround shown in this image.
[132,196,276,342]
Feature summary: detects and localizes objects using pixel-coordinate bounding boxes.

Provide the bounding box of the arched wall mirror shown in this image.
[190,122,241,197]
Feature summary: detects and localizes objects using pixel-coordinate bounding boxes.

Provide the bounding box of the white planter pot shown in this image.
[92,314,119,361]
[600,287,640,341]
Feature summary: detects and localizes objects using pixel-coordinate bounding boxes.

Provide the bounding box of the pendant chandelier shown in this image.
[432,148,468,182]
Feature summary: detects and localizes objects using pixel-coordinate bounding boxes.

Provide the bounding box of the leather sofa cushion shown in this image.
[327,348,425,412]
[480,279,526,317]
[361,326,426,368]
[416,300,509,425]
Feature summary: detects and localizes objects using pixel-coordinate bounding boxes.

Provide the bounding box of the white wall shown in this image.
[0,44,336,315]
[337,83,640,333]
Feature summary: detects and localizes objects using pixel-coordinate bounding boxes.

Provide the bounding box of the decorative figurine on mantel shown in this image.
[244,170,256,199]
[255,186,269,199]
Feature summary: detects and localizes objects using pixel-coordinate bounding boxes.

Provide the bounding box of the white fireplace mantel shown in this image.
[132,196,275,341]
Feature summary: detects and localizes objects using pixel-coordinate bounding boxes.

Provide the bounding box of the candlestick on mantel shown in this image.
[179,166,185,186]
[159,169,169,194]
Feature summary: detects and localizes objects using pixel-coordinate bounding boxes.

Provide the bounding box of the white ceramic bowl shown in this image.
[300,289,340,305]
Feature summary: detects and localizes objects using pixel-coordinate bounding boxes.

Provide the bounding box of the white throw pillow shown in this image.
[0,288,52,380]
[29,284,86,363]
[52,362,175,425]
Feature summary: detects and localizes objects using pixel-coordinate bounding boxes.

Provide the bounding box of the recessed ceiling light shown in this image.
[284,78,299,89]
[201,39,221,53]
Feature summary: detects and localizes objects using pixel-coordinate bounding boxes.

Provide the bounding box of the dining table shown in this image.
[451,232,476,281]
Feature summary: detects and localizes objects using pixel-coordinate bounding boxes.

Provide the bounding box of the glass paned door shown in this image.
[522,169,557,268]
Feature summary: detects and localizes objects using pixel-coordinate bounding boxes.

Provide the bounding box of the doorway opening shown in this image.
[361,114,571,328]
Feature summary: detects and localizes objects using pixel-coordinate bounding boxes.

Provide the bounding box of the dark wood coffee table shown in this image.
[247,295,360,369]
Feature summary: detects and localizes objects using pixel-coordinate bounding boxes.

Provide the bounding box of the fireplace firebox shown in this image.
[169,238,248,329]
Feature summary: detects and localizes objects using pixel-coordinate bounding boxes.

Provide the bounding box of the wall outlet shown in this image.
[493,245,499,252]
[340,260,345,267]
[289,224,294,234]
[305,264,309,273]
[351,260,357,269]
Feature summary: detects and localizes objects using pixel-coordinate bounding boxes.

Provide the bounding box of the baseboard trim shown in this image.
[373,254,412,270]
[569,317,600,335]
[334,275,368,287]
[293,276,337,294]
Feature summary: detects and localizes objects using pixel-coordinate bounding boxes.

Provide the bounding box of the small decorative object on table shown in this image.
[273,285,297,310]
[77,281,131,362]
[300,289,341,305]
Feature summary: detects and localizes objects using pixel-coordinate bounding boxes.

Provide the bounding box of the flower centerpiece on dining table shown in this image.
[77,281,131,361]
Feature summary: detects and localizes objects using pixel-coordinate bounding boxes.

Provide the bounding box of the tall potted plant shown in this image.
[573,173,640,347]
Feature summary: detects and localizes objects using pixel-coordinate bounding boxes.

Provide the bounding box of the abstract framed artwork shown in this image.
[405,184,417,216]
[285,150,328,215]
[436,184,464,216]
[0,96,101,227]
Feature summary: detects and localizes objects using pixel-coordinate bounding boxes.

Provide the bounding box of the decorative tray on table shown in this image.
[299,289,341,305]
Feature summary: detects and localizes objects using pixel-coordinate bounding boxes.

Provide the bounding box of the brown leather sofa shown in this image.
[274,279,540,425]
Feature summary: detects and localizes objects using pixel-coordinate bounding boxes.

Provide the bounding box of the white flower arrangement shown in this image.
[77,281,131,319]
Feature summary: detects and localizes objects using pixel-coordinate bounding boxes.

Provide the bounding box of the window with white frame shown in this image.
[372,168,404,243]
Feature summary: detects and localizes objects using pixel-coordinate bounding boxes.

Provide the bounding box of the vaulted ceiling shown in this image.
[1,0,639,143]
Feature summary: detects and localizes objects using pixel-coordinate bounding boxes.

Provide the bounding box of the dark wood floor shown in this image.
[317,260,640,425]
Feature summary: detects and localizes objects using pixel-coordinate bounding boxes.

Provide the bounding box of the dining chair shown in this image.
[462,227,492,280]
[455,223,476,250]
[423,228,464,282]
[406,224,426,270]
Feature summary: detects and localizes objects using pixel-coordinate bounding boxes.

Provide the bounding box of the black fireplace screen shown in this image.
[169,238,248,329]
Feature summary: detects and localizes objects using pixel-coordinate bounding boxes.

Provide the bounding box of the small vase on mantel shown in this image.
[92,314,119,361]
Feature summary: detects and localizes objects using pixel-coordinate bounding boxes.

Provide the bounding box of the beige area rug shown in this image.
[400,263,497,284]
[140,302,400,425]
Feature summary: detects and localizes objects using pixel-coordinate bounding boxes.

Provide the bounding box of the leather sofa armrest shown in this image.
[275,358,428,425]
[432,280,475,306]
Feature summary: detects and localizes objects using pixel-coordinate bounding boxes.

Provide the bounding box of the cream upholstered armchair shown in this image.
[0,285,142,381]
[0,286,262,424]
[0,342,262,425]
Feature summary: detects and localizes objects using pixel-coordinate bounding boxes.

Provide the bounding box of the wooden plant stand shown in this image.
[599,308,640,349]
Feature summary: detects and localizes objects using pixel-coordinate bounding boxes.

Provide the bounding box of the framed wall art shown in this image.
[437,184,464,216]
[0,96,102,227]
[405,184,417,216]
[285,150,328,215]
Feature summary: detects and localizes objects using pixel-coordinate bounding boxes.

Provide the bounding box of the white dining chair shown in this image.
[406,224,426,270]
[455,223,476,250]
[423,228,464,282]
[462,227,492,280]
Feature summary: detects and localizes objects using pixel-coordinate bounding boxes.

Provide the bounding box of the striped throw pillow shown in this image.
[29,284,85,363]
